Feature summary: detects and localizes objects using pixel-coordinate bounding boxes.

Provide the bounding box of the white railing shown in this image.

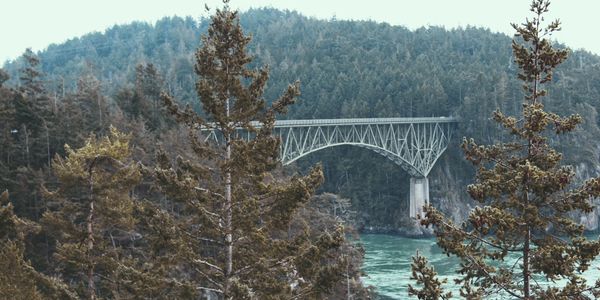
[204,117,457,177]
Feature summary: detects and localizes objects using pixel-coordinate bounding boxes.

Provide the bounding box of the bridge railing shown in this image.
[202,117,458,177]
[247,117,459,128]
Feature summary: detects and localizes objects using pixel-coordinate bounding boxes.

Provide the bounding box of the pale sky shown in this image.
[1,0,598,63]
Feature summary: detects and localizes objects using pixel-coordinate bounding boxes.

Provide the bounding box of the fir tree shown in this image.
[15,49,52,169]
[412,1,600,299]
[0,69,8,86]
[408,252,451,300]
[74,71,109,135]
[42,127,142,299]
[0,190,77,300]
[19,48,45,97]
[0,70,17,185]
[4,51,57,221]
[153,2,345,298]
[136,63,167,130]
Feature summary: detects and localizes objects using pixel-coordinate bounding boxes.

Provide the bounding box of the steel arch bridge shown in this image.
[273,117,456,178]
[204,117,458,218]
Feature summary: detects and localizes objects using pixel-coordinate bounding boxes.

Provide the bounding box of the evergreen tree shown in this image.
[19,48,45,97]
[15,49,53,169]
[74,71,109,135]
[4,51,57,220]
[116,63,172,131]
[154,2,345,298]
[0,70,17,183]
[408,252,451,300]
[42,127,142,299]
[136,63,165,130]
[0,69,8,86]
[0,190,77,300]
[412,1,600,298]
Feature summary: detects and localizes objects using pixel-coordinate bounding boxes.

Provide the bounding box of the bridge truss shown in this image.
[205,117,457,178]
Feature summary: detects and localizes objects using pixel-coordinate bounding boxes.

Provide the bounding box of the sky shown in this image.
[1,0,599,63]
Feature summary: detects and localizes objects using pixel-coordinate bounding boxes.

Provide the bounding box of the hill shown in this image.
[4,8,600,231]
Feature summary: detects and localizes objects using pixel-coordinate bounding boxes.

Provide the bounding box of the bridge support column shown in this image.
[409,177,429,219]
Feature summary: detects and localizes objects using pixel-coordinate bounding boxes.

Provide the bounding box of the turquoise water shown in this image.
[360,233,600,299]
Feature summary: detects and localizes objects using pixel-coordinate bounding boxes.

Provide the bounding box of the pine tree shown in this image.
[4,51,57,221]
[408,252,451,300]
[0,190,77,300]
[412,1,600,299]
[0,69,8,86]
[0,70,17,184]
[19,48,45,97]
[136,63,166,130]
[74,71,109,135]
[116,63,172,131]
[15,49,53,169]
[152,2,345,298]
[42,127,142,299]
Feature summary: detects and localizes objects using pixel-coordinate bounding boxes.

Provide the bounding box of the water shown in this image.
[360,234,458,299]
[360,233,600,299]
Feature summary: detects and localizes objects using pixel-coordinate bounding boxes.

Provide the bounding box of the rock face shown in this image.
[428,157,600,234]
[355,153,472,237]
[357,157,600,237]
[580,212,598,231]
[429,155,474,225]
[573,163,600,231]
[428,159,600,234]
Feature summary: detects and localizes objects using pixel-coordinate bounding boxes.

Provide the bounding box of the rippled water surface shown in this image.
[360,233,600,299]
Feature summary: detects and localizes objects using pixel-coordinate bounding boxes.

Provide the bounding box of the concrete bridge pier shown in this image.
[409,177,429,219]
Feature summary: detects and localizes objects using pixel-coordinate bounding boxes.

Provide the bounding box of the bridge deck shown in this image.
[205,116,457,177]
[252,117,458,128]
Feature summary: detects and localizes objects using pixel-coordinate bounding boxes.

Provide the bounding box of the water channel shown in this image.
[360,233,600,299]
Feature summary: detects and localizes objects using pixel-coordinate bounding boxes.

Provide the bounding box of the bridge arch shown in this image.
[205,117,458,219]
[282,142,423,177]
[276,118,455,178]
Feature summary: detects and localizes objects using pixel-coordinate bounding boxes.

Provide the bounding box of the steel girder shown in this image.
[203,117,457,177]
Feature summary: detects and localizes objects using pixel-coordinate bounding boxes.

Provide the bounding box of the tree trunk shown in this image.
[346,258,351,300]
[45,122,50,170]
[224,94,233,299]
[88,165,96,300]
[97,96,103,131]
[23,124,29,167]
[523,226,531,299]
[88,200,96,300]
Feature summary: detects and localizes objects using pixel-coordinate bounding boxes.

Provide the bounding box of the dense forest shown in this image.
[3,2,600,298]
[0,7,376,299]
[4,8,600,233]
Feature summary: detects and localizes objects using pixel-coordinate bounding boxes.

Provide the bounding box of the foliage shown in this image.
[42,127,143,299]
[408,252,451,300]
[414,1,600,299]
[0,190,77,299]
[148,3,348,299]
[6,8,600,230]
[4,3,600,298]
[0,7,371,298]
[116,63,174,131]
[294,193,373,299]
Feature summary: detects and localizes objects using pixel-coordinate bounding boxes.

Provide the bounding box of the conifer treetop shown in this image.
[412,1,600,299]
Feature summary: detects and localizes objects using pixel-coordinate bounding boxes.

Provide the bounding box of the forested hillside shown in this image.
[4,8,600,232]
[0,7,374,299]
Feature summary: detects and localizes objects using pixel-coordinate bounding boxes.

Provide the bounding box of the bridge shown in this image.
[204,117,458,219]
